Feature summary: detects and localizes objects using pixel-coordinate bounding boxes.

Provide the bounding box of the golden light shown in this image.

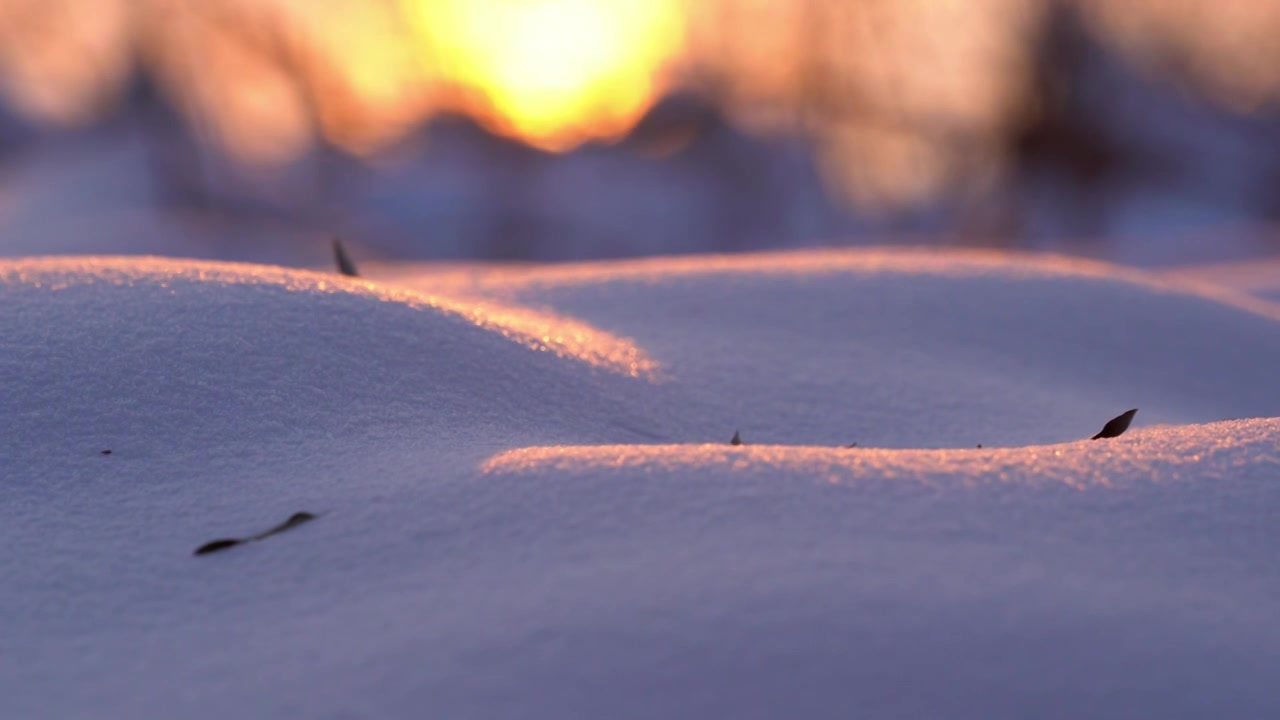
[6,0,1280,216]
[290,1,427,153]
[405,0,685,150]
[0,0,131,125]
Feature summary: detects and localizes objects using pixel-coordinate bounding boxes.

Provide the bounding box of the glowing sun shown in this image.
[407,0,684,149]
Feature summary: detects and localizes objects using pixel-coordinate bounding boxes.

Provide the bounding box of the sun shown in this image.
[407,0,684,150]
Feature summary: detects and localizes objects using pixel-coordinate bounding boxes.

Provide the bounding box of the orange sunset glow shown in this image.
[405,0,684,150]
[1,0,1279,210]
[0,0,685,157]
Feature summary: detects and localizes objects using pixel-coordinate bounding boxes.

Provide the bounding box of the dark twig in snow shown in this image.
[1091,409,1137,440]
[333,238,359,277]
[730,430,743,446]
[194,512,318,556]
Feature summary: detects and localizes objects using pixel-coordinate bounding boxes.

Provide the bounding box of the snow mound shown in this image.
[0,257,655,467]
[386,249,1280,447]
[5,250,1280,719]
[467,419,1280,718]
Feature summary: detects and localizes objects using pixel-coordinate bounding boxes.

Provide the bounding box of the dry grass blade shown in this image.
[1092,408,1138,440]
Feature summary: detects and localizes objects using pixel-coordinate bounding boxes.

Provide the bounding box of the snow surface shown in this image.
[3,249,1280,719]
[1163,256,1280,302]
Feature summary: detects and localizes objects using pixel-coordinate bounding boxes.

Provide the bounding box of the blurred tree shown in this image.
[994,1,1167,240]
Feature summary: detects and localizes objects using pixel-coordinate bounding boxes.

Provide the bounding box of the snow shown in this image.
[0,114,844,265]
[0,138,351,266]
[3,249,1280,719]
[377,250,1280,447]
[1162,255,1280,302]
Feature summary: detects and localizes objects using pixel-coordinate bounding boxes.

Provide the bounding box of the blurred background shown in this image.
[1,0,1279,268]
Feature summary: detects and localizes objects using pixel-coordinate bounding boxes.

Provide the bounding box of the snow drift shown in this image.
[3,250,1279,720]
[0,257,656,461]
[384,250,1280,447]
